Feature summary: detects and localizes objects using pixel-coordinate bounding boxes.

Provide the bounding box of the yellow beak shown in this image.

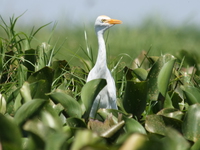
[108,19,122,24]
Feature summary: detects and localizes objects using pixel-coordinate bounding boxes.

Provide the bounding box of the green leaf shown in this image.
[97,108,131,124]
[66,117,87,128]
[40,108,63,130]
[20,81,32,102]
[181,86,200,105]
[70,130,104,150]
[0,94,6,114]
[48,89,82,118]
[182,104,200,142]
[14,99,47,126]
[132,68,148,81]
[27,66,54,99]
[190,138,200,150]
[145,114,181,136]
[123,80,148,118]
[158,58,176,97]
[124,117,147,135]
[0,114,22,150]
[119,133,147,150]
[157,108,184,121]
[100,121,125,138]
[45,132,69,150]
[147,54,176,101]
[23,49,36,76]
[162,127,190,150]
[81,79,107,119]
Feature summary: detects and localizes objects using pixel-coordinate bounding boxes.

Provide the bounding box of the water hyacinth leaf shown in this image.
[52,60,70,81]
[81,79,107,119]
[190,139,200,150]
[123,80,147,118]
[20,81,32,102]
[181,86,200,105]
[157,108,184,120]
[124,117,147,135]
[14,99,47,126]
[70,130,105,150]
[132,68,148,81]
[157,58,176,97]
[27,66,54,99]
[23,119,48,141]
[0,114,22,150]
[147,54,176,101]
[145,114,181,136]
[182,104,200,142]
[162,127,190,150]
[23,119,47,149]
[0,94,6,114]
[40,109,63,130]
[88,112,120,135]
[97,108,131,124]
[48,89,82,118]
[119,133,147,150]
[23,49,36,76]
[45,132,69,150]
[66,117,87,128]
[100,121,125,138]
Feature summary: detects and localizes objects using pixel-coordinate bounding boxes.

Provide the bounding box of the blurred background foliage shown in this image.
[1,15,200,68]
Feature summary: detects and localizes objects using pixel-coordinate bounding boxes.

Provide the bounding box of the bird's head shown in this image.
[95,15,122,34]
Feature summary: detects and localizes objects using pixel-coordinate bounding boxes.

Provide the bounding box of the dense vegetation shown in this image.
[1,14,200,150]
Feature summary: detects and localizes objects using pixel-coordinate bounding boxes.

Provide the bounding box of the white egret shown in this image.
[87,15,122,118]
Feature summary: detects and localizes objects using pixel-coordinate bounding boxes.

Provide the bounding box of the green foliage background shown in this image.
[1,14,200,150]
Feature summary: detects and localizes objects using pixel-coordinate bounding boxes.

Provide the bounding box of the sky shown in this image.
[0,0,200,27]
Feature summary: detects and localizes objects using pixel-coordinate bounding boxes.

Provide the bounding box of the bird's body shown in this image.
[87,15,122,118]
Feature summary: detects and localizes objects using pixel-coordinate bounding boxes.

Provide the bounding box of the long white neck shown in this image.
[95,30,107,69]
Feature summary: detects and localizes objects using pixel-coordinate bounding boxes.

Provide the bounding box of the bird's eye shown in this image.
[101,19,107,23]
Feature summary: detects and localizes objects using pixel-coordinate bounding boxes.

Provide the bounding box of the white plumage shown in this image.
[87,15,122,118]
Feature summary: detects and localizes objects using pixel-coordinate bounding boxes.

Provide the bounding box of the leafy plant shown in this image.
[1,14,200,150]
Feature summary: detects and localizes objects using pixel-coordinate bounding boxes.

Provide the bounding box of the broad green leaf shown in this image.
[100,121,125,138]
[81,79,107,119]
[23,49,36,76]
[190,138,200,150]
[14,99,47,126]
[48,89,82,118]
[145,114,181,136]
[70,130,105,150]
[40,108,63,130]
[27,66,53,99]
[52,60,70,82]
[147,54,176,101]
[157,108,184,120]
[158,58,176,97]
[182,104,200,142]
[0,93,6,114]
[66,117,87,128]
[181,86,200,105]
[124,117,147,135]
[161,127,190,150]
[119,133,147,150]
[123,80,147,118]
[0,114,22,150]
[97,108,131,124]
[132,68,148,81]
[20,81,32,102]
[45,132,69,150]
[23,119,47,150]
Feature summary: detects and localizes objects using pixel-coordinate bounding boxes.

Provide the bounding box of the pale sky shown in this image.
[0,0,200,26]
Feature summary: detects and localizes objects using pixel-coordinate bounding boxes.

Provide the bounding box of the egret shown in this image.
[86,15,122,118]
